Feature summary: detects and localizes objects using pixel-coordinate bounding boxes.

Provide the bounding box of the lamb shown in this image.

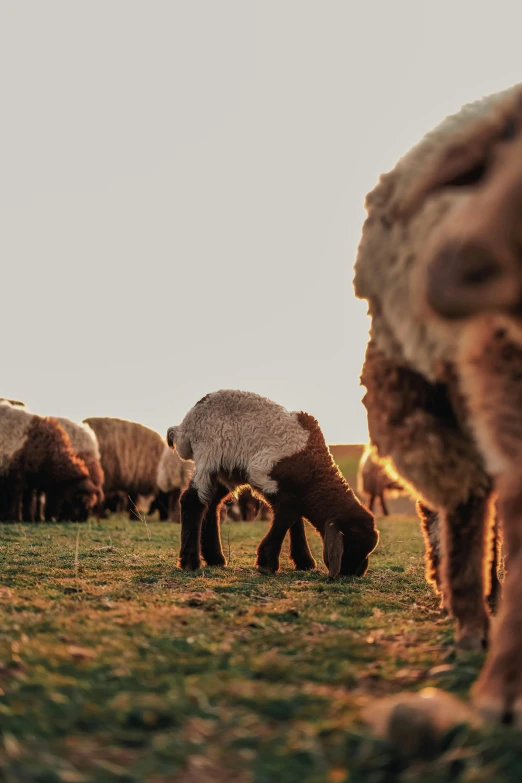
[167,390,379,577]
[43,417,104,520]
[357,445,404,515]
[353,82,522,721]
[84,417,192,521]
[0,402,98,522]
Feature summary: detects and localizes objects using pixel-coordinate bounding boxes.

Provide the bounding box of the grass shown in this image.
[0,515,520,783]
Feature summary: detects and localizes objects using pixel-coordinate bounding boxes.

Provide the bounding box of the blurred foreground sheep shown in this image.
[353,83,522,721]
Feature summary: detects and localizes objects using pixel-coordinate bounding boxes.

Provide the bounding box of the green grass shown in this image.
[0,516,519,783]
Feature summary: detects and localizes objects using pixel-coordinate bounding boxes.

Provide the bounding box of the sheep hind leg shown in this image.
[289,518,316,571]
[473,481,522,725]
[178,483,207,571]
[379,494,389,516]
[256,494,300,574]
[200,483,229,567]
[441,492,492,651]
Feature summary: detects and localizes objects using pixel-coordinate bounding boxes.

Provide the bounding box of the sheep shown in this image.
[357,445,404,515]
[167,390,379,577]
[237,486,272,522]
[43,417,104,520]
[148,445,194,522]
[84,417,192,521]
[0,402,98,522]
[352,82,522,721]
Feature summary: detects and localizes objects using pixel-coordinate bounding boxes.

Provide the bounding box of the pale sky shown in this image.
[2,1,521,443]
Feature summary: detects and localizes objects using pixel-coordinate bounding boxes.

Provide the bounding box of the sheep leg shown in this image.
[7,485,23,523]
[488,511,502,611]
[416,502,446,609]
[368,494,375,512]
[441,493,492,651]
[473,480,522,724]
[22,488,36,523]
[289,517,317,571]
[200,484,229,567]
[256,494,299,574]
[178,484,207,571]
[379,494,389,516]
[168,488,182,523]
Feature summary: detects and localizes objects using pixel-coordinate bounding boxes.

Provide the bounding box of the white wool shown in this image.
[353,83,522,382]
[170,390,310,503]
[156,446,194,493]
[54,416,100,459]
[0,403,35,474]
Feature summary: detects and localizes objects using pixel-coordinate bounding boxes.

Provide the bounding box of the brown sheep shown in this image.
[168,390,378,577]
[0,402,98,522]
[43,417,104,521]
[84,417,192,521]
[357,445,404,515]
[353,83,522,721]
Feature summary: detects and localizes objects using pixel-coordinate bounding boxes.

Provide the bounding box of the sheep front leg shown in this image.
[379,494,389,516]
[289,517,317,571]
[417,502,445,607]
[178,484,207,571]
[200,484,229,567]
[256,494,300,574]
[441,493,492,650]
[473,480,522,724]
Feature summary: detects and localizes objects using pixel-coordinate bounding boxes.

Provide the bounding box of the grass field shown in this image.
[1,513,521,783]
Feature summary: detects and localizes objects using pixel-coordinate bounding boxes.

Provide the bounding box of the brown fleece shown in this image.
[264,412,379,576]
[360,341,497,648]
[84,417,166,517]
[0,417,97,522]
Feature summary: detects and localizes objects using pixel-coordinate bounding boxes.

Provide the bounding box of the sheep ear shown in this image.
[323,522,344,579]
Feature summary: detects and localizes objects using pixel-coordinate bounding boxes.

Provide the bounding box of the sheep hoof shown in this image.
[474,680,522,727]
[256,561,278,575]
[456,625,488,652]
[203,556,227,567]
[294,558,317,571]
[178,554,202,571]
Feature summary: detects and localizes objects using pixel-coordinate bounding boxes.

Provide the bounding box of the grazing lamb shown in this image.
[0,402,98,522]
[353,83,522,720]
[167,390,379,577]
[44,417,104,520]
[84,417,192,521]
[357,445,404,515]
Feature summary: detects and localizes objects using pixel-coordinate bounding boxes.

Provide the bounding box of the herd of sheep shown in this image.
[4,81,522,724]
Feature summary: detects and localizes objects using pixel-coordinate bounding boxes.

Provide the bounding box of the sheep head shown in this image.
[323,515,379,579]
[412,88,522,321]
